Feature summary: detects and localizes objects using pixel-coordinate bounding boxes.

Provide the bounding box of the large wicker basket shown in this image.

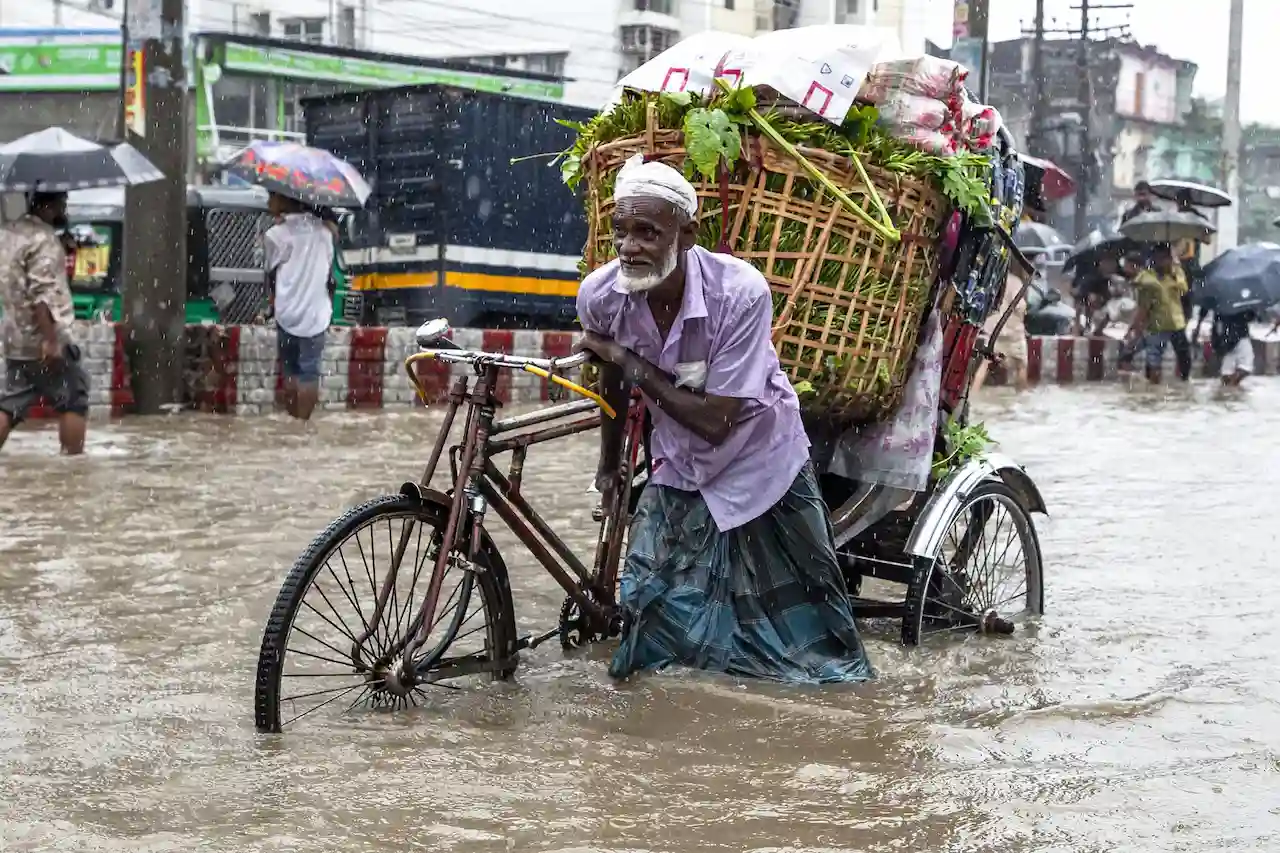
[582,106,949,423]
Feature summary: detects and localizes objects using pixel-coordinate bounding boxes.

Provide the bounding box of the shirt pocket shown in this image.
[674,360,708,391]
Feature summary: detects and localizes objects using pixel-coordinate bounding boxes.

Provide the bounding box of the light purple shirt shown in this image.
[577,245,811,532]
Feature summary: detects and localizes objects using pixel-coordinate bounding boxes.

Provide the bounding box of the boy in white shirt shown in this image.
[264,193,334,420]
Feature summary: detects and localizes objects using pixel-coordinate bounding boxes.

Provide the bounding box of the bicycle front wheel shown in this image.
[253,493,517,733]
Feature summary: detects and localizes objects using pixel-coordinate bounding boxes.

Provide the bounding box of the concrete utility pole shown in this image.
[121,0,188,413]
[1074,0,1091,241]
[1218,0,1245,252]
[1029,0,1047,157]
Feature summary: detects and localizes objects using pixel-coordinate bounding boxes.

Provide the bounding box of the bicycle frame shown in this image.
[350,358,644,679]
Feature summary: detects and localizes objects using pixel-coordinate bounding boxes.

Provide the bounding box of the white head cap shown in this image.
[614,154,698,221]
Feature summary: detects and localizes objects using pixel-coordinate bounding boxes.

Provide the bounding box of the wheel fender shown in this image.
[905,453,1048,560]
[399,481,451,507]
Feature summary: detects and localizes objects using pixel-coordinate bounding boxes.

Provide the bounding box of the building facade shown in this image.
[980,36,1198,236]
[2,0,933,113]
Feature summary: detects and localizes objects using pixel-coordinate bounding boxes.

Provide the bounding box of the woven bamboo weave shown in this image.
[582,107,949,423]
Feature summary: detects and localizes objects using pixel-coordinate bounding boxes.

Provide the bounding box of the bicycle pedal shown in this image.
[523,628,559,651]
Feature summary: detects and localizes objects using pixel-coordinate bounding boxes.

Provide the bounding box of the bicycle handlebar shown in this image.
[403,342,612,418]
[416,347,592,373]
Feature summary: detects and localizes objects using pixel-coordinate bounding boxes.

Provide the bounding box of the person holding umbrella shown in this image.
[0,191,87,454]
[263,192,336,421]
[1121,180,1158,224]
[0,128,163,453]
[1192,243,1280,387]
[224,141,371,421]
[1128,243,1192,384]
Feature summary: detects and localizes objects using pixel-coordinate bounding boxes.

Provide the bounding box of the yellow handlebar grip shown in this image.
[523,365,616,419]
[403,351,436,404]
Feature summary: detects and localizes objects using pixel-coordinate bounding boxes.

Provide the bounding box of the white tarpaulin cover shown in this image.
[722,26,906,124]
[607,31,754,110]
[607,25,908,125]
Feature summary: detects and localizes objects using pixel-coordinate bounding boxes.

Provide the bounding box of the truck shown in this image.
[302,84,594,329]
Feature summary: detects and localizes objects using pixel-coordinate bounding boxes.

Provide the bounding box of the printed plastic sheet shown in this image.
[722,25,906,125]
[607,31,753,110]
[826,309,944,492]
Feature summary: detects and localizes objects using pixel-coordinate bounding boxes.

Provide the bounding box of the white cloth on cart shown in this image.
[826,310,943,493]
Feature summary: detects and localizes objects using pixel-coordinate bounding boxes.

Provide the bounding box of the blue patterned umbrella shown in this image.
[223,141,371,208]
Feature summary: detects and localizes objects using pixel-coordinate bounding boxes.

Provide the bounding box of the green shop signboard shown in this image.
[220,44,565,101]
[0,38,122,91]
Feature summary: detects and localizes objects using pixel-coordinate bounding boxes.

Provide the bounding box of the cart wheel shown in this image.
[902,480,1044,646]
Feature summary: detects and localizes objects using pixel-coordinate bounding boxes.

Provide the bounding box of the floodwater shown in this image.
[1,380,1277,852]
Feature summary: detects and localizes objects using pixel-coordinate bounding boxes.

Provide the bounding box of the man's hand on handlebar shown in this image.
[574,332,623,365]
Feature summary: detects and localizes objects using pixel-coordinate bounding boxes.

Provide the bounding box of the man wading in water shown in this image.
[0,192,88,454]
[264,192,335,421]
[575,155,873,683]
[1129,243,1192,384]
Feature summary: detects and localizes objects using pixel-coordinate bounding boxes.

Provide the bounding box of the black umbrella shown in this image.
[1147,179,1232,209]
[1064,227,1130,272]
[0,127,164,192]
[1013,221,1068,251]
[1120,209,1216,244]
[1198,243,1280,316]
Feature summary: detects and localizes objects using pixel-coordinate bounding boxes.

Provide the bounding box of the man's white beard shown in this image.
[617,243,679,293]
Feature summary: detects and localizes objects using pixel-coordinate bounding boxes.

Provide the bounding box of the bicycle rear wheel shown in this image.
[253,493,517,732]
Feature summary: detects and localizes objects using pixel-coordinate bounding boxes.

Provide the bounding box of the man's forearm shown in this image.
[33,303,59,345]
[596,362,630,477]
[614,350,734,445]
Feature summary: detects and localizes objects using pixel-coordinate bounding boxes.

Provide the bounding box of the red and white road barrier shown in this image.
[8,324,1280,418]
[183,325,582,415]
[986,336,1280,386]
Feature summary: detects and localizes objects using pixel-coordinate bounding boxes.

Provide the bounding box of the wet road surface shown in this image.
[1,379,1278,852]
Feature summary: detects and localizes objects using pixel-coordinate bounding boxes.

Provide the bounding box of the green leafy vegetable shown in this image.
[930,419,995,480]
[683,107,743,179]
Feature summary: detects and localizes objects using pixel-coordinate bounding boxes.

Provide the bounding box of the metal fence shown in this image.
[206,207,273,324]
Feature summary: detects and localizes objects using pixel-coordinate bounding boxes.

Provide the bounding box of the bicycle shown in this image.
[253,319,648,732]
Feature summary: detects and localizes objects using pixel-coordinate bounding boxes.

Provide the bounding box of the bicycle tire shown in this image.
[253,493,517,733]
[901,479,1044,647]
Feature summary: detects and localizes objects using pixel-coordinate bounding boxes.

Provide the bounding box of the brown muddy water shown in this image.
[1,381,1277,852]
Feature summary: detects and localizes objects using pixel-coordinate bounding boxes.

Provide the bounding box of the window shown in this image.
[773,0,800,29]
[634,0,674,14]
[336,6,356,48]
[281,17,325,45]
[457,53,567,78]
[248,12,270,36]
[620,25,678,56]
[1133,70,1146,118]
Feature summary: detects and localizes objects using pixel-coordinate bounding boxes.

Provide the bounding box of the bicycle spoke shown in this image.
[285,646,356,670]
[283,683,364,727]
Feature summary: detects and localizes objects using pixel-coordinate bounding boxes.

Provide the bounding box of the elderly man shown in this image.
[575,155,873,684]
[0,191,87,454]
